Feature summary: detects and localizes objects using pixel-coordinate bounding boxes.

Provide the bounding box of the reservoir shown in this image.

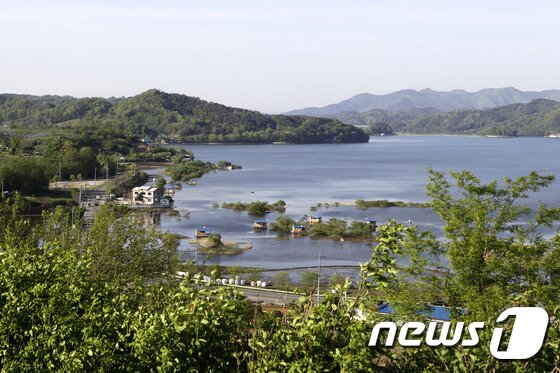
[158,136,560,278]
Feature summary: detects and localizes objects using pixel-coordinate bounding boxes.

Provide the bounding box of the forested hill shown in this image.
[353,99,560,136]
[372,99,560,136]
[0,90,369,144]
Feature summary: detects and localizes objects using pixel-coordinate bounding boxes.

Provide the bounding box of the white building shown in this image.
[132,186,162,205]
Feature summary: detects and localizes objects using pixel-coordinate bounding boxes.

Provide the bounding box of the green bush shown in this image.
[269,215,296,233]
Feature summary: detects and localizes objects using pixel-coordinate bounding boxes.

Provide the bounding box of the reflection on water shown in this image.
[158,136,560,279]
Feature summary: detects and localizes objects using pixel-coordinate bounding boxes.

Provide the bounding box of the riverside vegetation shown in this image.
[194,233,252,255]
[1,169,560,370]
[313,199,429,209]
[270,215,375,241]
[221,200,286,215]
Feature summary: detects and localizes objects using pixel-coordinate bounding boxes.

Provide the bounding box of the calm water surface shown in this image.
[157,136,560,279]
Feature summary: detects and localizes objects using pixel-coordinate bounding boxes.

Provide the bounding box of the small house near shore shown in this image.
[253,220,268,230]
[366,218,378,232]
[308,216,322,224]
[132,186,162,205]
[195,227,213,238]
[291,225,305,234]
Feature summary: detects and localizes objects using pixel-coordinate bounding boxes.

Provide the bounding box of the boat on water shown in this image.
[187,180,197,186]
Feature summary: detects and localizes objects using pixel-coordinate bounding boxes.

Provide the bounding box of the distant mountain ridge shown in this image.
[286,87,560,116]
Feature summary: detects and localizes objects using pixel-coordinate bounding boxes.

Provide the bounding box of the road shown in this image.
[227,285,327,306]
[236,287,303,305]
[80,184,109,226]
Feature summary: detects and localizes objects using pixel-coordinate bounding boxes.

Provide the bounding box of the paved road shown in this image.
[227,286,327,306]
[81,185,109,226]
[237,287,303,305]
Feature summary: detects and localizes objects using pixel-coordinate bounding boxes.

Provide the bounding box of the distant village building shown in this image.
[195,227,213,238]
[253,220,268,229]
[366,218,378,232]
[308,216,322,224]
[132,186,162,205]
[291,225,305,234]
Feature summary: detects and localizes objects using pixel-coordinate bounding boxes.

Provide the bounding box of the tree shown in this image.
[425,169,560,319]
[0,155,50,194]
[269,215,296,233]
[208,264,223,278]
[358,169,560,371]
[301,270,318,294]
[328,272,346,288]
[155,177,167,192]
[274,271,291,291]
[228,265,243,278]
[208,233,222,249]
[0,206,252,371]
[246,201,269,216]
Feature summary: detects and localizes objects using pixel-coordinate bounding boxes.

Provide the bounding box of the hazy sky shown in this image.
[1,1,559,113]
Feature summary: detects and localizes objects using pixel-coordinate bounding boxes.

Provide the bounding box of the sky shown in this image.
[1,0,559,113]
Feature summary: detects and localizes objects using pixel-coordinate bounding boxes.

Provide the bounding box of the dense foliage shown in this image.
[221,200,286,215]
[362,170,560,371]
[166,160,218,182]
[0,155,50,194]
[269,215,374,240]
[1,169,560,371]
[305,218,373,240]
[0,90,369,144]
[269,215,296,233]
[355,199,429,208]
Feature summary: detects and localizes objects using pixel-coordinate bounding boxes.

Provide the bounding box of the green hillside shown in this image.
[355,99,560,136]
[0,90,368,144]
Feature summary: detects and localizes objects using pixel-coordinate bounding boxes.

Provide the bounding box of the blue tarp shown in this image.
[377,303,452,321]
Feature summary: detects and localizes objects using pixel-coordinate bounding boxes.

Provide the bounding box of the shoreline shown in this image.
[156,134,555,147]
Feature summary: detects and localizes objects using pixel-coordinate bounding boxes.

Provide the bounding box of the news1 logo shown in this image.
[369,307,549,359]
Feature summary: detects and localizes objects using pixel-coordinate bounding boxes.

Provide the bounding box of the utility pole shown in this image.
[94,167,97,182]
[317,252,322,304]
